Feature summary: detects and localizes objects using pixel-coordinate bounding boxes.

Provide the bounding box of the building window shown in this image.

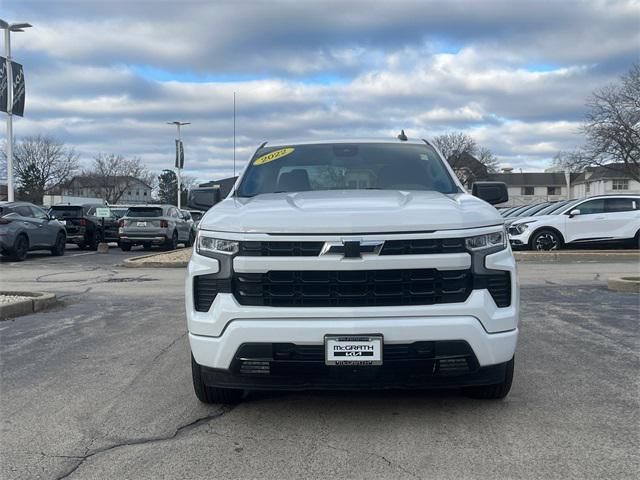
[612,179,629,190]
[585,182,590,194]
[144,191,148,196]
[128,191,132,195]
[521,186,534,195]
[547,186,561,195]
[136,191,140,196]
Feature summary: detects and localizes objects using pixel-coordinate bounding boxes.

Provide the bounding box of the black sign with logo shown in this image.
[11,61,25,117]
[0,57,7,114]
[175,139,184,168]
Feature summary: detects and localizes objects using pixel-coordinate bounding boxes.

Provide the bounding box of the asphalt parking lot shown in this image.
[1,248,639,479]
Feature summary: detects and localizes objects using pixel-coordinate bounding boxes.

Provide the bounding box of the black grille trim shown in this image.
[237,239,466,256]
[239,241,324,256]
[232,268,473,307]
[380,238,466,255]
[474,272,511,308]
[193,275,231,312]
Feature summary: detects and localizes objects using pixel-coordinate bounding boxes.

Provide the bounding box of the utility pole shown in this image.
[1,19,31,202]
[167,121,190,209]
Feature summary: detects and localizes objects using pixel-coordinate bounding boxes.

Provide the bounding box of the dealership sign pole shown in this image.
[167,121,189,209]
[1,19,31,202]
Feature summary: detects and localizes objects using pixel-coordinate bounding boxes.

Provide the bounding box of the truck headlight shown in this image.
[197,233,239,256]
[465,229,506,251]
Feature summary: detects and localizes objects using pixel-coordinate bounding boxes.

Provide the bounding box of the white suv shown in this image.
[186,139,519,403]
[508,195,640,250]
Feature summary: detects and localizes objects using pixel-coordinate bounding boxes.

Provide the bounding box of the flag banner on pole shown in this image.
[0,57,7,114]
[11,61,25,117]
[175,139,184,168]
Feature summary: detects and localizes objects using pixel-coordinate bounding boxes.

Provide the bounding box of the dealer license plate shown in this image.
[136,221,147,227]
[324,335,383,366]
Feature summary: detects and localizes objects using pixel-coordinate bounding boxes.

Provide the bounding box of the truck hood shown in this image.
[199,190,503,234]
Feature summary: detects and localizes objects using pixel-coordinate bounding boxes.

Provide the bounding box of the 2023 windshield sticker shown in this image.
[253,147,295,165]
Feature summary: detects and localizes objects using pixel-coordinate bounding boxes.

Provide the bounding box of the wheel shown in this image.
[88,231,102,251]
[165,231,178,251]
[10,234,29,261]
[120,243,132,252]
[143,244,152,251]
[50,232,66,256]
[529,229,562,251]
[185,231,195,247]
[463,357,514,400]
[191,354,243,404]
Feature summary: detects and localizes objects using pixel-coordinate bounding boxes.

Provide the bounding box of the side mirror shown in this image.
[188,187,220,211]
[471,182,508,205]
[568,209,581,218]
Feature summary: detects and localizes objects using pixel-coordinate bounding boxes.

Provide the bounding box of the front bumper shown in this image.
[199,353,511,391]
[187,237,519,388]
[508,228,532,247]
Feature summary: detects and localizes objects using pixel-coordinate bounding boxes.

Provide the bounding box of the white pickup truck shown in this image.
[186,138,518,403]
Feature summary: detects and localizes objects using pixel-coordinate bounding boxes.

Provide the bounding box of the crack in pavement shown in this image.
[326,443,422,480]
[53,405,236,480]
[151,331,187,362]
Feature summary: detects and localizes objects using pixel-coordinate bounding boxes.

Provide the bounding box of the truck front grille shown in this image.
[237,239,466,256]
[232,268,473,307]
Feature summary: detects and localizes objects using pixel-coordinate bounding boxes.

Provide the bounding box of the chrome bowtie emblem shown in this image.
[320,239,384,258]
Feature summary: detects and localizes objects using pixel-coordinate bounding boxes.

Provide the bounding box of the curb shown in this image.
[608,277,640,293]
[0,291,57,320]
[119,251,189,268]
[514,251,639,262]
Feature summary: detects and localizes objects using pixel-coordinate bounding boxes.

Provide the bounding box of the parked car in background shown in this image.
[108,204,134,219]
[49,203,120,250]
[0,201,66,261]
[118,205,194,251]
[187,210,205,227]
[508,195,640,250]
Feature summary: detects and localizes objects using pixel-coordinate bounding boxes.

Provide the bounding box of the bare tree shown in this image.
[477,147,500,173]
[84,154,151,204]
[432,132,478,163]
[579,63,640,181]
[0,135,79,204]
[551,150,588,173]
[431,132,498,187]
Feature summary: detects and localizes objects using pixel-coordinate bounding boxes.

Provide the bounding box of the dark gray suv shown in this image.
[0,201,66,261]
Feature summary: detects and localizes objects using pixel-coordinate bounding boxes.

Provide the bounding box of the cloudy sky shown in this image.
[2,0,639,183]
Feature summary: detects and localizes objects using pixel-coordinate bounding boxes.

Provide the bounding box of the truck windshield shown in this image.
[237,143,458,197]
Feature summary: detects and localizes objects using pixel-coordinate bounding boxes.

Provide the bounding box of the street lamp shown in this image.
[167,121,189,209]
[1,19,31,202]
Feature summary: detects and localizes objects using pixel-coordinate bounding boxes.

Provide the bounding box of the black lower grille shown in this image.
[193,275,231,312]
[233,268,473,307]
[474,272,511,307]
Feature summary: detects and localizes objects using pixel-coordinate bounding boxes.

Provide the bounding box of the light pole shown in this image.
[167,121,189,209]
[1,19,31,202]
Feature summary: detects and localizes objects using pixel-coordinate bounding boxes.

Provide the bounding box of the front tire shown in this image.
[463,357,514,399]
[529,229,562,251]
[185,231,195,247]
[10,234,29,261]
[191,354,243,404]
[51,232,66,256]
[120,243,132,252]
[165,231,178,251]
